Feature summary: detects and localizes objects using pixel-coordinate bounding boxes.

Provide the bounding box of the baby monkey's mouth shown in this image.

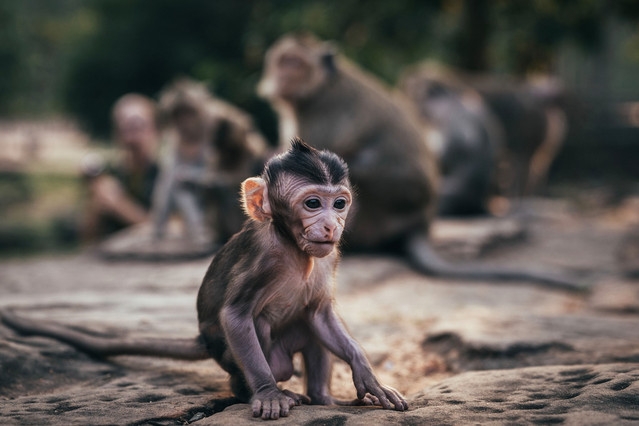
[308,240,336,245]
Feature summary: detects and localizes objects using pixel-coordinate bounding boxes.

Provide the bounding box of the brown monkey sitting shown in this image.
[467,74,568,198]
[1,139,407,420]
[259,34,438,251]
[399,62,504,216]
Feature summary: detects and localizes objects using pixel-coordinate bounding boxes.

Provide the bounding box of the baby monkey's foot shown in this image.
[281,389,311,406]
[252,387,299,420]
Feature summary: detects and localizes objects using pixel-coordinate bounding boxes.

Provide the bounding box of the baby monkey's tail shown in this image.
[1,309,209,361]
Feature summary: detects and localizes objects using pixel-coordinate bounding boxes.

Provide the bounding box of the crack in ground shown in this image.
[130,396,240,425]
[423,332,574,371]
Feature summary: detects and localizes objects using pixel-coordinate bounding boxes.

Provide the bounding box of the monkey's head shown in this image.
[242,138,352,258]
[400,63,467,120]
[158,78,211,144]
[258,34,337,103]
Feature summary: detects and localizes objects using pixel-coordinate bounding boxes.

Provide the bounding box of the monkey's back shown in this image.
[296,62,438,248]
[195,222,266,360]
[197,222,258,324]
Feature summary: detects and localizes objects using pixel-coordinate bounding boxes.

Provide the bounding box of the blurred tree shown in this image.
[487,0,639,74]
[64,0,261,137]
[0,3,26,115]
[0,0,88,116]
[452,0,490,71]
[63,0,448,138]
[32,0,639,139]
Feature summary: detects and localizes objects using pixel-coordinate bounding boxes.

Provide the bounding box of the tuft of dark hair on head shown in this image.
[264,137,349,188]
[289,137,315,155]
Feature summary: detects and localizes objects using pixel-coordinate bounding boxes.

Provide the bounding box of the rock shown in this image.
[589,278,639,314]
[410,363,639,425]
[1,198,638,424]
[98,222,217,261]
[1,379,236,425]
[0,327,110,398]
[422,312,639,372]
[202,364,639,425]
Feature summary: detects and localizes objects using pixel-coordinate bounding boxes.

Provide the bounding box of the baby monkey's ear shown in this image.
[241,177,272,222]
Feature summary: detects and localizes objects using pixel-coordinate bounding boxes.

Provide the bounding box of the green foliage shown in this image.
[61,0,449,137]
[0,3,26,114]
[64,0,260,136]
[0,172,32,212]
[0,0,88,116]
[0,171,82,256]
[2,0,639,137]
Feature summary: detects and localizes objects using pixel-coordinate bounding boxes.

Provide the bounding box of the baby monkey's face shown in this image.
[241,139,352,259]
[290,183,351,258]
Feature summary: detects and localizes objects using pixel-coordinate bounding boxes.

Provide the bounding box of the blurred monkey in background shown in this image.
[468,74,568,198]
[400,63,504,216]
[154,78,268,244]
[401,64,568,210]
[258,34,439,251]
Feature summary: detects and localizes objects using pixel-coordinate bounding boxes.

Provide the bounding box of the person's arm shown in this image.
[92,175,148,225]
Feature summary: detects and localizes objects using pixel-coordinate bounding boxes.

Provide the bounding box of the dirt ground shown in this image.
[1,195,638,424]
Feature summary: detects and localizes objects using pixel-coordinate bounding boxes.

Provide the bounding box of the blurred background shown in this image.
[1,0,638,256]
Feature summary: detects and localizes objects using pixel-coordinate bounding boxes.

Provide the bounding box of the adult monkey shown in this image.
[259,35,439,251]
[258,34,583,291]
[399,62,504,216]
[153,78,268,244]
[2,140,407,420]
[467,74,568,198]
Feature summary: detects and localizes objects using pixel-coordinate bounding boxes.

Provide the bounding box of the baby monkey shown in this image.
[2,138,407,420]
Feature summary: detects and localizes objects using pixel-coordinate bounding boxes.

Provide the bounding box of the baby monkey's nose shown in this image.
[324,224,336,240]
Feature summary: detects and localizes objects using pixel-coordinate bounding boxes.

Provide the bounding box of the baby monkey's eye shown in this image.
[333,198,347,210]
[305,198,321,209]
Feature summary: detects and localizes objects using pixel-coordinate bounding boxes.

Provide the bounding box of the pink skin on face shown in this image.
[290,184,351,258]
